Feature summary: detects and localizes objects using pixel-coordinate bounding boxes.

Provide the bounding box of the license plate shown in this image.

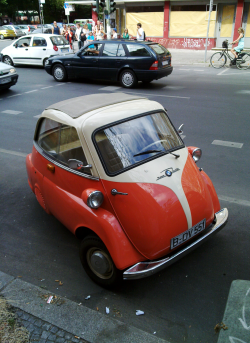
[60,48,69,53]
[171,219,206,249]
[0,77,11,84]
[162,60,169,66]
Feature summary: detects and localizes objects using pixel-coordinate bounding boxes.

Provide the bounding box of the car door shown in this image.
[35,118,101,225]
[11,36,32,64]
[71,43,103,79]
[29,36,48,65]
[98,43,127,80]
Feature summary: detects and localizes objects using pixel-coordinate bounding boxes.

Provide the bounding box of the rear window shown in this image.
[149,44,169,55]
[127,44,151,57]
[94,112,183,175]
[50,35,68,46]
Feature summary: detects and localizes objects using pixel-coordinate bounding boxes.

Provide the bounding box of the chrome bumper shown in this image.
[123,208,228,280]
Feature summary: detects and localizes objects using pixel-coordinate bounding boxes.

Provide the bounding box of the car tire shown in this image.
[80,235,123,288]
[52,64,67,82]
[3,55,13,66]
[119,69,137,88]
[43,58,48,68]
[0,34,4,40]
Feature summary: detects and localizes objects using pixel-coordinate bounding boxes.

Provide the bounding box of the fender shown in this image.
[116,64,135,80]
[200,170,221,214]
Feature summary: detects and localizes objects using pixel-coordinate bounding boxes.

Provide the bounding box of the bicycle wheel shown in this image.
[210,52,227,69]
[236,53,250,70]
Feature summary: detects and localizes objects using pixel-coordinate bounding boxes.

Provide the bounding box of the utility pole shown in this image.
[204,0,213,62]
[106,0,111,40]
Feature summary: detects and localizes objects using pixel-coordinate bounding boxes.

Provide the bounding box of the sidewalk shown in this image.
[0,271,168,343]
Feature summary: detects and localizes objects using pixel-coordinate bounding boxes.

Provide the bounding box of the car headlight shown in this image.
[192,148,202,162]
[87,191,104,209]
[9,68,16,74]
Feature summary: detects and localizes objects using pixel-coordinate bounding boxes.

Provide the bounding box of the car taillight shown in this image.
[53,45,58,51]
[28,26,30,32]
[150,61,158,70]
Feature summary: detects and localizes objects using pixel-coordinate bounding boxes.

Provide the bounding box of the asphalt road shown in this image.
[0,41,250,343]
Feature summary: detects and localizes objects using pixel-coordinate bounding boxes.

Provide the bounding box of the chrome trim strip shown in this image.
[33,141,99,181]
[123,208,228,280]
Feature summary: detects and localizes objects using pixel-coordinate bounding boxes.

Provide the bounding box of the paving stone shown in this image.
[48,333,57,341]
[42,323,51,330]
[50,326,59,334]
[72,337,81,342]
[64,333,72,340]
[27,323,36,332]
[56,330,65,338]
[22,312,30,320]
[33,326,43,335]
[41,330,51,339]
[29,316,37,324]
[34,319,43,327]
[38,339,46,343]
[55,337,65,343]
[30,334,41,341]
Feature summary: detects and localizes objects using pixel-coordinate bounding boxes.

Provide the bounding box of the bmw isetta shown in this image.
[26,93,228,287]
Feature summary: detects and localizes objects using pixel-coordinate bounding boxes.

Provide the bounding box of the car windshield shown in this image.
[50,35,68,46]
[94,112,183,175]
[3,25,12,30]
[150,44,169,55]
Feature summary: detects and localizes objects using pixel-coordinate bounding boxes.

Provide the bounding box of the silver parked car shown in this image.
[0,61,18,90]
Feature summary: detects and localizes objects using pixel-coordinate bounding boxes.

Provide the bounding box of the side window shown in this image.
[117,44,126,57]
[37,118,90,175]
[81,43,102,56]
[33,37,47,47]
[127,44,151,57]
[102,43,119,57]
[16,37,31,47]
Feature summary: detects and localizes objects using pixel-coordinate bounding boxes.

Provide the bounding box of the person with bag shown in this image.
[136,23,145,41]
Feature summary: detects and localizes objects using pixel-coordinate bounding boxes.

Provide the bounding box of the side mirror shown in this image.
[178,124,184,135]
[68,159,92,171]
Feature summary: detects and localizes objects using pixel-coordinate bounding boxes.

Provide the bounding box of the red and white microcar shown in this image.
[26,93,228,287]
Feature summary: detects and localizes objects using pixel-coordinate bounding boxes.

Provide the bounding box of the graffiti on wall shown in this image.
[146,37,215,50]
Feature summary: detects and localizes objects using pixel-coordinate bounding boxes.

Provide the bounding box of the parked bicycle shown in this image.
[210,40,250,70]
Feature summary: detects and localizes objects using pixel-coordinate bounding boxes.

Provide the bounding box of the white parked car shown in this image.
[1,34,71,67]
[3,25,24,38]
[19,25,36,35]
[0,61,18,90]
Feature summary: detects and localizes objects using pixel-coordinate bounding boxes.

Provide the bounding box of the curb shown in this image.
[0,271,169,343]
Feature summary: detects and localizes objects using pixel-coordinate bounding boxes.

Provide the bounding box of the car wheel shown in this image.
[119,69,137,88]
[3,55,13,66]
[52,64,67,82]
[43,58,48,68]
[80,235,123,288]
[0,34,4,40]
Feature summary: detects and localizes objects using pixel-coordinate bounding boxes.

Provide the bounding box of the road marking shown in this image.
[180,135,186,139]
[236,90,250,94]
[41,86,53,89]
[219,195,250,207]
[123,91,190,99]
[1,110,23,115]
[25,90,38,93]
[219,72,250,76]
[7,94,22,98]
[217,69,228,75]
[55,84,65,86]
[164,86,185,90]
[212,140,243,148]
[99,86,121,91]
[0,148,27,158]
[34,114,40,118]
[193,69,204,71]
[179,69,190,71]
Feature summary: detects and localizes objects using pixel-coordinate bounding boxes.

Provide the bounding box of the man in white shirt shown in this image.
[75,23,83,50]
[136,23,144,41]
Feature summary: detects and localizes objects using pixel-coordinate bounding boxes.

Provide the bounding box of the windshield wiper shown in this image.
[133,150,163,157]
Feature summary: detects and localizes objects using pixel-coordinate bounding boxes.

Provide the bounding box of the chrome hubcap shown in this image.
[122,72,133,86]
[4,57,11,65]
[87,248,114,279]
[54,67,64,80]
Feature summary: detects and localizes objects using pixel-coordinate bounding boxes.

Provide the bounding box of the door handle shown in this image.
[111,189,128,196]
[43,48,46,51]
[25,48,28,51]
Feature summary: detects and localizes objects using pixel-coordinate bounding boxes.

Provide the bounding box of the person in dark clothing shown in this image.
[52,21,60,35]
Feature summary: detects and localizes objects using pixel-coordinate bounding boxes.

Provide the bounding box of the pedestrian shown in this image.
[52,21,60,35]
[87,31,95,49]
[82,24,89,47]
[136,23,145,41]
[65,25,73,51]
[61,24,67,36]
[94,20,105,40]
[87,20,92,32]
[75,23,83,50]
[112,28,117,39]
[123,28,130,39]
